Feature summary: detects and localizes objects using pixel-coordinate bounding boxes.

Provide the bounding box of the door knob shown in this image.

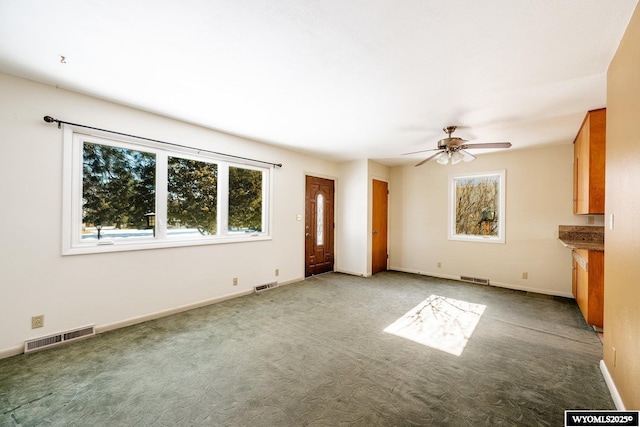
[372,230,378,235]
[306,233,311,237]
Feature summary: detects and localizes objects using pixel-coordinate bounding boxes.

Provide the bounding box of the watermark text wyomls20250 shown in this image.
[565,411,639,427]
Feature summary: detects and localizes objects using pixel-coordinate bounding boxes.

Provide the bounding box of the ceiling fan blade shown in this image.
[461,150,476,162]
[415,151,443,166]
[462,142,512,150]
[402,148,440,155]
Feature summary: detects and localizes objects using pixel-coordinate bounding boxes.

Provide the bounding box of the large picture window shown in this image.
[448,170,505,243]
[63,127,270,254]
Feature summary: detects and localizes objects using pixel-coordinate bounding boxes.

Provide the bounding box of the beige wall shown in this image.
[603,2,640,410]
[0,72,340,356]
[336,159,368,275]
[389,144,589,297]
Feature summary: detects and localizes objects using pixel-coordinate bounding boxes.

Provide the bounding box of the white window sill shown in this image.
[62,234,272,256]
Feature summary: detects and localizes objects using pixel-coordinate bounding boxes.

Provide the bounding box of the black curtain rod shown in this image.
[43,116,283,168]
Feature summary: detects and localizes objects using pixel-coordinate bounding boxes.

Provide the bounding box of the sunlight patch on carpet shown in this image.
[384,295,486,356]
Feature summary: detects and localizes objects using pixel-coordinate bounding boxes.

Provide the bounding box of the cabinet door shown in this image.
[575,250,590,322]
[587,110,606,213]
[573,249,604,329]
[571,255,578,298]
[573,146,579,214]
[587,251,604,329]
[573,118,590,214]
[573,108,606,214]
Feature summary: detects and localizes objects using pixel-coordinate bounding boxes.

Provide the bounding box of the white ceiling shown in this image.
[0,0,637,165]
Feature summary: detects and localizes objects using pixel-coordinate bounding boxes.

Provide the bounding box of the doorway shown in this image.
[372,179,388,274]
[305,176,335,277]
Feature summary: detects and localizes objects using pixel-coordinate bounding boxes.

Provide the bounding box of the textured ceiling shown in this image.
[0,0,637,164]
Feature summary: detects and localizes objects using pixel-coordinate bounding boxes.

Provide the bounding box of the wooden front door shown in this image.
[305,176,335,277]
[372,179,388,275]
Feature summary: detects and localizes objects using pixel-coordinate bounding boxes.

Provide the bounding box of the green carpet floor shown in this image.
[0,272,613,426]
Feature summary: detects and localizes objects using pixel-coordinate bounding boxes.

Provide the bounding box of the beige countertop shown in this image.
[558,239,604,251]
[558,225,605,252]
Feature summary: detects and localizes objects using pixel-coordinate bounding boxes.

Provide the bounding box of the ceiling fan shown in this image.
[404,126,512,166]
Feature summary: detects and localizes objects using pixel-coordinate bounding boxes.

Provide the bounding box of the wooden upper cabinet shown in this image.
[573,108,606,214]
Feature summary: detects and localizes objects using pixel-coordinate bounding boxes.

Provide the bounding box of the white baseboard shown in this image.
[334,269,370,277]
[278,277,305,287]
[389,267,573,298]
[489,280,574,299]
[390,267,459,281]
[0,345,25,360]
[600,360,626,410]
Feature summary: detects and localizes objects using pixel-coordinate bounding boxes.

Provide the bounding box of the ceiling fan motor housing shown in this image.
[438,126,466,150]
[438,137,465,150]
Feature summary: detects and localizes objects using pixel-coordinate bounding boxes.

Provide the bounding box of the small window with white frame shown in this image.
[62,126,271,255]
[448,170,505,243]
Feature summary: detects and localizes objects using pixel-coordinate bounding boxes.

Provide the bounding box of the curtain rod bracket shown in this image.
[43,115,61,128]
[43,115,282,168]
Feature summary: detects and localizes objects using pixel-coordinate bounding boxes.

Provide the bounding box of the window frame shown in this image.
[447,170,506,244]
[62,125,272,255]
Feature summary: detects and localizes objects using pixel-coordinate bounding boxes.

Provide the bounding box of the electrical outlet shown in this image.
[437,262,442,268]
[522,272,528,279]
[233,277,238,286]
[275,269,279,276]
[32,315,44,329]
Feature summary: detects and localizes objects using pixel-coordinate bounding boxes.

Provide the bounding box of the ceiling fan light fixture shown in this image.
[436,152,449,165]
[450,151,464,164]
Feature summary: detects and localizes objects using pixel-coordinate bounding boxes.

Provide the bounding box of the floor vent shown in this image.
[460,276,490,285]
[24,325,95,353]
[254,281,279,293]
